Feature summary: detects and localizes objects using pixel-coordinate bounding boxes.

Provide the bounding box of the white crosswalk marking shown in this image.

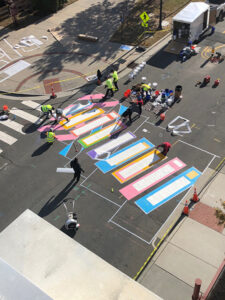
[0,131,17,145]
[21,100,41,111]
[0,119,25,134]
[11,107,39,123]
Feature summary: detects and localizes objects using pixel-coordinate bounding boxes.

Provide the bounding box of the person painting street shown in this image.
[70,158,84,183]
[41,105,55,119]
[55,108,69,123]
[111,68,119,91]
[134,91,144,116]
[103,75,114,99]
[156,142,171,156]
[46,128,56,144]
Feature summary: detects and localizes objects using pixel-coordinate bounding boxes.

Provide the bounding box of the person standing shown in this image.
[156,142,171,156]
[41,105,54,119]
[70,158,84,183]
[111,69,119,91]
[55,108,69,123]
[104,76,114,99]
[135,91,143,116]
[46,128,55,144]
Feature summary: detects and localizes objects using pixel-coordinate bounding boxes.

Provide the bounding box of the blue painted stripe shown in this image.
[91,125,103,134]
[95,138,154,173]
[118,105,129,116]
[66,102,91,116]
[135,167,201,214]
[59,142,73,157]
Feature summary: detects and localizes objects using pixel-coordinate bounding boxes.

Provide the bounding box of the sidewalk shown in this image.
[138,164,225,300]
[0,0,152,96]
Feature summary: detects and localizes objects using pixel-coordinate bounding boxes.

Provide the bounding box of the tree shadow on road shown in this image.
[39,179,76,217]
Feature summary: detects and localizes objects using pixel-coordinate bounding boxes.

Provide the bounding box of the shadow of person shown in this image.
[23,118,48,134]
[60,224,78,238]
[39,179,76,217]
[31,142,52,157]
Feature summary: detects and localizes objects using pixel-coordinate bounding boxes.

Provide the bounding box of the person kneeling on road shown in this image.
[46,128,56,144]
[156,142,171,156]
[55,108,69,123]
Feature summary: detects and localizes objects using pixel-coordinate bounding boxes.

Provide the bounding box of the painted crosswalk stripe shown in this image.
[95,138,154,173]
[0,131,17,145]
[60,107,105,129]
[119,158,186,200]
[78,121,126,148]
[11,107,40,123]
[88,132,136,160]
[0,119,25,134]
[21,100,41,111]
[71,112,119,138]
[135,167,201,214]
[112,149,164,183]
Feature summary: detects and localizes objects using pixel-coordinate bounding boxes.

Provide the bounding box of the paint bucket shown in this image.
[3,105,8,111]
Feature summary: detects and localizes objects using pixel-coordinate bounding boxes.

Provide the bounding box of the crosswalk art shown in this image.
[1,93,208,242]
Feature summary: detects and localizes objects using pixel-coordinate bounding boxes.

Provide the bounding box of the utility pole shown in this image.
[158,0,163,30]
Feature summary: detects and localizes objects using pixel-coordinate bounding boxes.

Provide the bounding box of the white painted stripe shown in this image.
[83,123,121,145]
[11,107,39,123]
[21,100,41,111]
[107,143,147,166]
[133,165,175,192]
[0,149,2,154]
[4,60,30,76]
[94,132,134,156]
[72,114,113,136]
[0,119,25,134]
[119,153,159,179]
[0,131,17,145]
[66,108,102,127]
[4,39,23,58]
[148,177,190,205]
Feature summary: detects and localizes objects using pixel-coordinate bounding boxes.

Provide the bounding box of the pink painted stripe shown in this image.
[55,134,76,141]
[38,124,64,132]
[78,94,104,101]
[119,158,186,200]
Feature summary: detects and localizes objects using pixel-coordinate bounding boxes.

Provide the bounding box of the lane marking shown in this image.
[135,167,201,214]
[78,121,126,148]
[87,131,136,160]
[3,39,23,58]
[95,138,154,173]
[71,112,119,138]
[60,107,105,129]
[21,100,41,111]
[11,107,39,123]
[119,158,186,200]
[0,119,25,134]
[0,131,17,145]
[112,149,164,183]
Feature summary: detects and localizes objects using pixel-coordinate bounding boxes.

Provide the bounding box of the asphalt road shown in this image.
[0,21,225,278]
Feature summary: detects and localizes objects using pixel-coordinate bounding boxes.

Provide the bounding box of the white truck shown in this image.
[205,0,225,21]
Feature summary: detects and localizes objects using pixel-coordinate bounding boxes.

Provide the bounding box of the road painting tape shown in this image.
[60,106,104,129]
[87,131,136,160]
[135,167,201,214]
[78,121,126,149]
[119,158,186,200]
[112,149,164,183]
[95,138,154,173]
[71,111,119,138]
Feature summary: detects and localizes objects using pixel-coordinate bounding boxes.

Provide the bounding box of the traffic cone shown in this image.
[192,188,199,202]
[160,113,165,121]
[183,200,189,216]
[50,85,57,99]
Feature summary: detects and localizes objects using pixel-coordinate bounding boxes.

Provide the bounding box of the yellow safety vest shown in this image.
[141,84,151,91]
[106,78,113,89]
[112,71,118,82]
[47,132,55,143]
[42,105,52,112]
